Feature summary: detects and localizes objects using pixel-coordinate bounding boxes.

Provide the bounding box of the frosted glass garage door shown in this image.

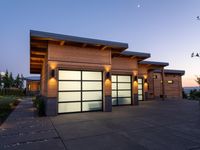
[112,75,132,106]
[58,70,102,113]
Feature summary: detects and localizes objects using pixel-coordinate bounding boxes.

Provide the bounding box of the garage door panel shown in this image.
[118,98,131,105]
[82,82,102,90]
[59,81,81,91]
[58,103,81,113]
[58,92,81,102]
[118,83,131,90]
[82,91,102,101]
[82,101,102,111]
[118,76,131,82]
[118,91,131,97]
[112,91,117,97]
[59,70,81,80]
[82,71,102,80]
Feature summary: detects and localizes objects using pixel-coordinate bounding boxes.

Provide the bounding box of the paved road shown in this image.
[1,98,200,150]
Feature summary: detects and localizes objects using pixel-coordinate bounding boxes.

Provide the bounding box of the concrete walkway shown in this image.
[1,99,200,150]
[0,98,66,150]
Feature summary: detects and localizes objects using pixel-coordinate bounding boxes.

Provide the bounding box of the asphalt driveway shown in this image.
[1,99,200,150]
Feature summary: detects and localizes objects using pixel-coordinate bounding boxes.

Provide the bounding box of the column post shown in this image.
[103,66,112,112]
[132,71,139,105]
[161,68,165,100]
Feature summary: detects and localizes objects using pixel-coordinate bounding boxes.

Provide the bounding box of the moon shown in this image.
[137,4,141,8]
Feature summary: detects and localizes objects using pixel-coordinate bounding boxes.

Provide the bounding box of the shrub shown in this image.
[34,95,46,116]
[189,89,200,100]
[182,90,188,99]
[0,88,24,96]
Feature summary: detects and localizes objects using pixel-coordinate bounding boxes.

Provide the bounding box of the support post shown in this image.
[161,68,165,100]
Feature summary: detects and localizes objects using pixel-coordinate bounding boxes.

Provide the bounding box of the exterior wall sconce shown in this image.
[105,72,111,79]
[144,78,148,83]
[51,69,55,78]
[134,75,138,82]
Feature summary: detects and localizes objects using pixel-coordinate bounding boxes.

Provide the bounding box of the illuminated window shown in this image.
[167,80,174,84]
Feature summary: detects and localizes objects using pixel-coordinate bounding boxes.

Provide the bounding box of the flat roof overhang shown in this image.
[154,69,185,76]
[30,30,128,74]
[139,61,169,70]
[112,50,151,61]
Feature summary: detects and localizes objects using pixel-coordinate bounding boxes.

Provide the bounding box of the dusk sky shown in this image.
[0,0,200,87]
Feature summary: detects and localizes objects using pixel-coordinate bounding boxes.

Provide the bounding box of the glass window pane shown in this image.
[112,83,117,90]
[82,71,102,80]
[59,70,81,80]
[118,76,131,82]
[111,75,116,82]
[82,101,102,111]
[82,91,102,101]
[138,95,143,100]
[112,91,117,97]
[118,97,131,105]
[112,98,117,105]
[58,103,81,113]
[138,79,143,84]
[58,92,81,102]
[118,91,131,97]
[59,81,81,91]
[118,83,131,90]
[82,82,102,90]
[138,90,143,95]
[138,84,142,89]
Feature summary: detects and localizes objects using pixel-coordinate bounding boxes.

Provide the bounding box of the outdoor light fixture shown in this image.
[144,78,148,83]
[134,75,138,82]
[105,72,111,79]
[51,69,55,78]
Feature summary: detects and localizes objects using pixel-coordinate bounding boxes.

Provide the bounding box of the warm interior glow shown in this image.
[133,70,138,76]
[49,62,57,70]
[104,65,111,72]
[105,78,111,86]
[133,81,138,94]
[144,82,148,92]
[143,74,147,79]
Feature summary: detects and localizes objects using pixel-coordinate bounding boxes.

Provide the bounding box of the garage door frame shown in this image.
[58,69,103,114]
[112,74,133,106]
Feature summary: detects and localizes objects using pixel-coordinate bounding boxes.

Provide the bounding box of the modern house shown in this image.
[30,30,185,116]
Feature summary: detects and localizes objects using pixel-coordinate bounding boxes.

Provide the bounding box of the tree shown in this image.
[14,74,21,88]
[3,70,10,88]
[19,74,24,89]
[195,76,200,89]
[9,72,14,88]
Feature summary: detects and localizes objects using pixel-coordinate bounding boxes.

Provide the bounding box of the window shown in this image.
[167,80,174,84]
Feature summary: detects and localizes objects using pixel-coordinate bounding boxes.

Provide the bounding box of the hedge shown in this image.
[0,88,25,96]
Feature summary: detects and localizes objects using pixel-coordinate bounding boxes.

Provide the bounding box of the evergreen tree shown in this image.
[19,74,24,89]
[0,73,2,88]
[3,70,10,88]
[14,74,20,88]
[9,72,14,88]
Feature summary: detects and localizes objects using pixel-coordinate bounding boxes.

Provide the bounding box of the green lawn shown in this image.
[0,96,21,125]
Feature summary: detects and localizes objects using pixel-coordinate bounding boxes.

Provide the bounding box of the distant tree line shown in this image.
[0,70,24,89]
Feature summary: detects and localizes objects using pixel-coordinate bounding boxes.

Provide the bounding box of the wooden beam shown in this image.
[101,46,108,50]
[31,54,45,58]
[31,51,46,56]
[60,41,65,46]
